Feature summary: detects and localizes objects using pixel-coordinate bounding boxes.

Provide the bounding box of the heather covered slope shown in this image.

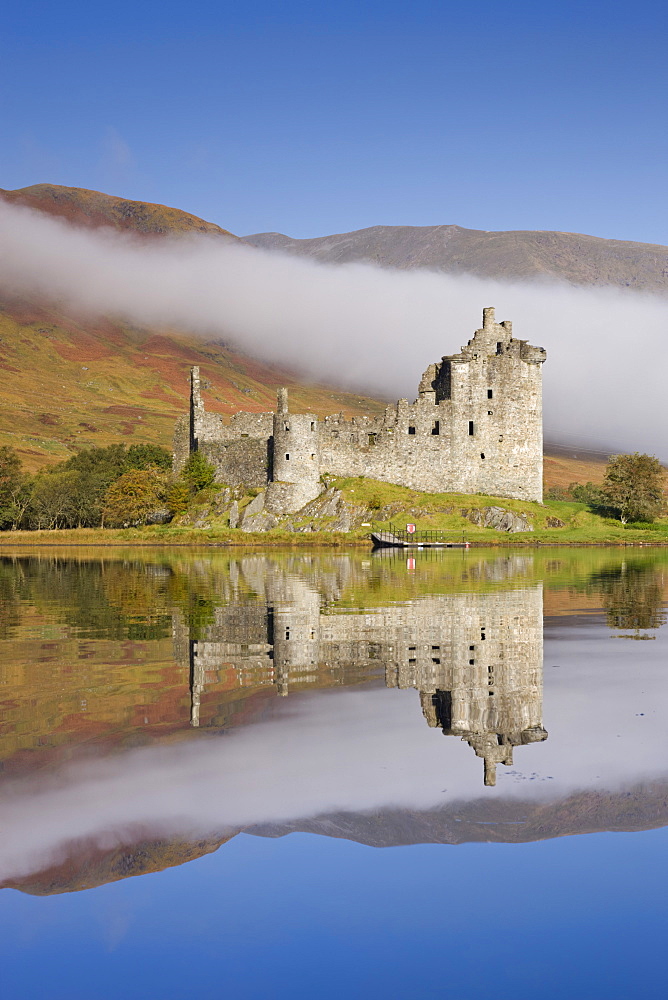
[0,301,385,471]
[0,183,237,238]
[0,185,385,469]
[244,224,668,292]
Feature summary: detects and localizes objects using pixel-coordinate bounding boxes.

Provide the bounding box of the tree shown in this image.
[102,466,170,527]
[29,443,174,529]
[601,453,666,524]
[182,451,216,493]
[569,481,605,506]
[0,446,27,529]
[165,479,191,516]
[28,471,83,529]
[125,443,172,471]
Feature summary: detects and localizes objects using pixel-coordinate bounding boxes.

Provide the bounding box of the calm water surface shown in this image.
[0,547,667,999]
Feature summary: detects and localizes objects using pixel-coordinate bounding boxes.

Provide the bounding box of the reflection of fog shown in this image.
[183,557,546,785]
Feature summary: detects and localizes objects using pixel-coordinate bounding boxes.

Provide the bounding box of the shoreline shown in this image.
[0,530,667,549]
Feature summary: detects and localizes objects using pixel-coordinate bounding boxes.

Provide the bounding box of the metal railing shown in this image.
[383,522,465,543]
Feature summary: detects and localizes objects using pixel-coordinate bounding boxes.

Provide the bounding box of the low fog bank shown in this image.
[1,201,666,458]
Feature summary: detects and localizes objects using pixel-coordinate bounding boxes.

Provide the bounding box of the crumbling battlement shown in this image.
[173,308,547,512]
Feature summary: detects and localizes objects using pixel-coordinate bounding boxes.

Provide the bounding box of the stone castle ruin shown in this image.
[173,307,547,509]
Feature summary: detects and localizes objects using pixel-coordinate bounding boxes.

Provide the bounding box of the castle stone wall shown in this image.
[199,438,270,488]
[174,309,546,504]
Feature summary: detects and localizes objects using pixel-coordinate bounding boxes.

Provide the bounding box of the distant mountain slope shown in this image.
[244,224,668,292]
[1,183,237,238]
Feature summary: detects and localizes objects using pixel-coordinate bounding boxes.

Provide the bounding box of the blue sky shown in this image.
[1,0,667,241]
[3,830,667,999]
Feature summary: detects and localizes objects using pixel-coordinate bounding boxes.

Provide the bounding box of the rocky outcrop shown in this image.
[464,506,533,532]
[239,492,278,533]
[284,488,369,532]
[173,486,541,535]
[145,508,172,525]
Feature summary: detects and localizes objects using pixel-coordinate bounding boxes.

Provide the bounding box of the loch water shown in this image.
[0,547,667,999]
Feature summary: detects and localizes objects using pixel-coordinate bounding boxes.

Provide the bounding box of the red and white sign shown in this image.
[406,523,416,534]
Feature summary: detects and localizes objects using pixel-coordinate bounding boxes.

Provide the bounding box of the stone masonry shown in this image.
[173,308,547,512]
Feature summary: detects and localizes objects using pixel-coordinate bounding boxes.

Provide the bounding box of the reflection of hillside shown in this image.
[183,557,546,785]
[247,779,668,847]
[6,779,668,897]
[1,833,234,896]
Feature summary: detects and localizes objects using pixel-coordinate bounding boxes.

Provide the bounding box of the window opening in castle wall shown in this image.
[285,453,290,460]
[468,421,474,435]
[408,426,416,435]
[284,422,289,431]
[488,389,493,399]
[431,421,440,435]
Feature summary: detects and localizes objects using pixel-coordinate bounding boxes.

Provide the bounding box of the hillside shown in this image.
[244,224,668,292]
[0,184,626,484]
[0,300,387,471]
[0,185,386,470]
[0,183,237,238]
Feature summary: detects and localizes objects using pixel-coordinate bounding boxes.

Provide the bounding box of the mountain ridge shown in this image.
[243,223,668,292]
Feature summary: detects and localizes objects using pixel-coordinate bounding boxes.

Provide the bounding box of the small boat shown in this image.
[370,529,469,549]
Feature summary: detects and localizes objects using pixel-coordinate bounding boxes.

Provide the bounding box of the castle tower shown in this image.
[437,307,547,502]
[189,365,204,451]
[265,388,323,514]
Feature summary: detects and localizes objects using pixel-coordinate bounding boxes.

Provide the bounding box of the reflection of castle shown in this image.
[389,589,547,786]
[178,557,547,785]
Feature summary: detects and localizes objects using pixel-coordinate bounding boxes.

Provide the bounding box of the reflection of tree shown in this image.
[0,559,173,640]
[0,556,224,642]
[0,560,22,639]
[588,562,667,634]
